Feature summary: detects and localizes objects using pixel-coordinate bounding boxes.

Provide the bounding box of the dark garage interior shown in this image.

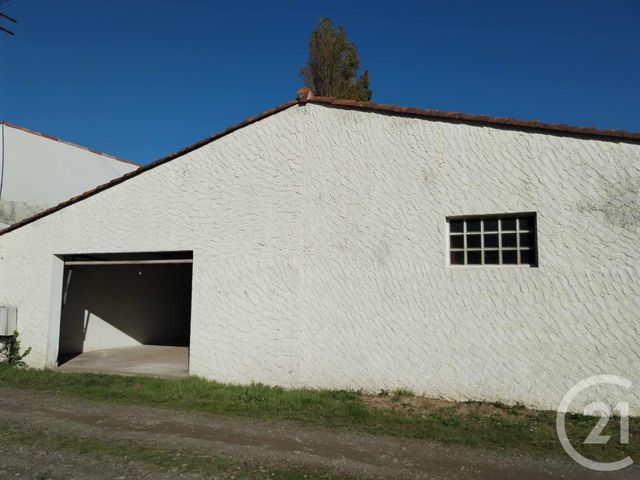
[56,251,193,376]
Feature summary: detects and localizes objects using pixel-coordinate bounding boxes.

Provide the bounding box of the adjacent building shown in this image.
[0,121,138,227]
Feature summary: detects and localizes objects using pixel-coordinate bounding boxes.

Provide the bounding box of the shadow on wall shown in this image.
[0,199,47,226]
[58,263,192,355]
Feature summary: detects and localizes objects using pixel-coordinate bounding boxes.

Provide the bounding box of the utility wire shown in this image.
[0,3,16,36]
[0,12,16,23]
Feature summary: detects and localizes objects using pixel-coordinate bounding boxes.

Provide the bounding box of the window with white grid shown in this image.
[448,214,537,266]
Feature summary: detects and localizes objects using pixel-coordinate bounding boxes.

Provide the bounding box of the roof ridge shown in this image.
[306,96,640,142]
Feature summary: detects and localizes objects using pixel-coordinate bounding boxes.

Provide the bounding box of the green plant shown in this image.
[393,388,415,397]
[0,331,32,367]
[390,388,414,402]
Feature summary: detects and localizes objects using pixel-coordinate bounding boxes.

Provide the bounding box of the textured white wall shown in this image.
[0,106,304,387]
[0,103,638,413]
[297,105,640,413]
[0,124,137,207]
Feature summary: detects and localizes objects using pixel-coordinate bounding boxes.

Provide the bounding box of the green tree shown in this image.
[300,17,372,101]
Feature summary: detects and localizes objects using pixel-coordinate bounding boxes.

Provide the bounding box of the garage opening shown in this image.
[56,251,193,377]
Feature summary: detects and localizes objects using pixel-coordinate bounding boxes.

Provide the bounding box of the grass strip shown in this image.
[0,366,636,462]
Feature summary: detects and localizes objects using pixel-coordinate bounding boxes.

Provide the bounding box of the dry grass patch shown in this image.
[364,394,532,420]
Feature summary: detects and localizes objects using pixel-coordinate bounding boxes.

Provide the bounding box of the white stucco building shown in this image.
[0,121,138,227]
[0,90,638,413]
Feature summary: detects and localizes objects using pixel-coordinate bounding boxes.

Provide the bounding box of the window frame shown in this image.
[447,212,538,267]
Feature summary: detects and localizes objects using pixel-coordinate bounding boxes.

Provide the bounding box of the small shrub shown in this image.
[0,331,32,367]
[392,388,415,397]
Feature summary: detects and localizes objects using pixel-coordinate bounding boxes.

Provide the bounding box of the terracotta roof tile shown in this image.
[306,96,640,142]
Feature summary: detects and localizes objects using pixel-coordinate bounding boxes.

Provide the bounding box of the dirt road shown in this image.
[0,387,635,479]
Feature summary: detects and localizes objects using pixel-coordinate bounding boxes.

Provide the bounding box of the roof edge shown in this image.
[0,100,297,237]
[1,94,638,238]
[0,120,141,167]
[306,97,640,143]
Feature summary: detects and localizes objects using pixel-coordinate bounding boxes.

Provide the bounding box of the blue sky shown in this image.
[0,0,638,165]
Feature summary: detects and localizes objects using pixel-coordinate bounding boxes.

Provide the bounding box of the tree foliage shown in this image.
[300,17,372,101]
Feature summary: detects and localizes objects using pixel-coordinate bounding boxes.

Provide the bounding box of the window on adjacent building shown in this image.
[448,213,537,266]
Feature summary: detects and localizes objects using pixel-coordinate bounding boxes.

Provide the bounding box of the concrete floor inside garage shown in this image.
[57,345,189,377]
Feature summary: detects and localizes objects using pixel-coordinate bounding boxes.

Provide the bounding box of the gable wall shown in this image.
[0,105,304,386]
[0,103,639,411]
